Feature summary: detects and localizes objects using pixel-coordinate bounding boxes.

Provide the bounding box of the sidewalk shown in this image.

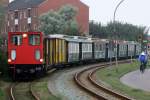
[120,69,150,92]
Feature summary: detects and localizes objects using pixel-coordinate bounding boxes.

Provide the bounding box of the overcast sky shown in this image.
[81,0,150,27]
[9,0,150,27]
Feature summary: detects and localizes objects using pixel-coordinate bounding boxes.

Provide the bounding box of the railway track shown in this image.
[9,82,40,100]
[8,68,57,100]
[74,60,133,100]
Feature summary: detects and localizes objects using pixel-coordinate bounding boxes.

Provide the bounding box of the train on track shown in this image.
[7,32,141,80]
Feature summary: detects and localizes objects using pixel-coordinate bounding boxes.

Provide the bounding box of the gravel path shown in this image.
[48,66,98,100]
[120,69,150,92]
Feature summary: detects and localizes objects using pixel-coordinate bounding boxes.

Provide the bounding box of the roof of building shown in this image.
[8,0,44,10]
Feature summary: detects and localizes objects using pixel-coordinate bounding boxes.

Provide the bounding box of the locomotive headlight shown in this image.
[8,59,12,63]
[40,58,43,62]
[23,33,27,38]
[11,50,16,60]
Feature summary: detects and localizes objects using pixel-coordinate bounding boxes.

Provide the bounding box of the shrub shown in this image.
[0,48,8,78]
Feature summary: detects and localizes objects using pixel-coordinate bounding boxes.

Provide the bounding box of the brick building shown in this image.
[5,0,89,35]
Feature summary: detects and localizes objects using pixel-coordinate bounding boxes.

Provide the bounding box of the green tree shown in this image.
[40,11,66,35]
[90,21,146,41]
[0,35,2,45]
[0,6,5,34]
[58,5,77,21]
[66,20,79,35]
[0,5,8,79]
[39,5,79,36]
[0,45,8,77]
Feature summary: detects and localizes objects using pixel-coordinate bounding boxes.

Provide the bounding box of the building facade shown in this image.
[5,0,89,35]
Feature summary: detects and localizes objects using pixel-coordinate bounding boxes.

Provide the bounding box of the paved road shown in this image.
[120,69,150,92]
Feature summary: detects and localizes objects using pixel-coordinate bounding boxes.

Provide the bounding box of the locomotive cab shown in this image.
[8,32,44,80]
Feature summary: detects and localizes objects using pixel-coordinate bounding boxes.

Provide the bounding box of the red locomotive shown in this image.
[8,32,44,79]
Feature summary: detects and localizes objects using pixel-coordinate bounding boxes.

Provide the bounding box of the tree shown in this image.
[0,6,5,34]
[0,35,2,46]
[0,48,8,77]
[67,20,79,35]
[0,5,8,78]
[58,5,77,21]
[39,5,79,36]
[89,21,146,41]
[39,11,66,35]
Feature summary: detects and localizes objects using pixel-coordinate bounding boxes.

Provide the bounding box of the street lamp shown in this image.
[113,0,125,72]
[143,27,149,52]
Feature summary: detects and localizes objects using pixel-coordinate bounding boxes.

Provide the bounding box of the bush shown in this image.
[0,48,8,77]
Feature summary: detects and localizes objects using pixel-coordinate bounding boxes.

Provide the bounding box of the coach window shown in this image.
[29,34,40,45]
[11,34,22,45]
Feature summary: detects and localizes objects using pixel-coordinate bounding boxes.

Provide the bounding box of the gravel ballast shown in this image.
[48,66,98,100]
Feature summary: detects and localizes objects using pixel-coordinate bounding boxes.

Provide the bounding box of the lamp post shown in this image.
[143,27,149,52]
[113,0,125,72]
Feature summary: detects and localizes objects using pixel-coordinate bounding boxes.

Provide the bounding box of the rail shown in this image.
[74,60,133,100]
[9,82,40,100]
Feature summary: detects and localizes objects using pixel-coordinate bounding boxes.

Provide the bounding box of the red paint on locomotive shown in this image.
[8,32,43,65]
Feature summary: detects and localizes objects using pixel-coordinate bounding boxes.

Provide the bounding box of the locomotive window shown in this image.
[11,35,22,45]
[29,34,40,45]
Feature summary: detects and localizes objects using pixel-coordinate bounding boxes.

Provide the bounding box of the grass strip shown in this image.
[32,73,62,100]
[0,79,11,100]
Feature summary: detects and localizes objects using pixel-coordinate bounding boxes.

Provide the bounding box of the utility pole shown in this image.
[113,0,125,72]
[143,27,149,52]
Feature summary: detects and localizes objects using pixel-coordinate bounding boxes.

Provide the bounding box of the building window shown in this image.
[14,19,18,25]
[20,11,22,19]
[14,11,18,19]
[11,13,13,20]
[15,25,18,31]
[33,8,36,17]
[27,17,31,24]
[24,11,26,18]
[7,26,10,32]
[11,27,13,32]
[34,24,37,30]
[28,8,31,17]
[8,21,9,26]
[24,25,26,30]
[28,24,31,31]
[7,13,9,20]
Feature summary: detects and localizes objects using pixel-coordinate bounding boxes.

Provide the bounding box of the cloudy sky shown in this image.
[81,0,150,27]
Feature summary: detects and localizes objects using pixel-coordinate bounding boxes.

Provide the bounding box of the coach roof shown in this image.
[8,0,44,10]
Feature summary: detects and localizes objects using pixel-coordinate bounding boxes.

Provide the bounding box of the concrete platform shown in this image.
[120,69,150,92]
